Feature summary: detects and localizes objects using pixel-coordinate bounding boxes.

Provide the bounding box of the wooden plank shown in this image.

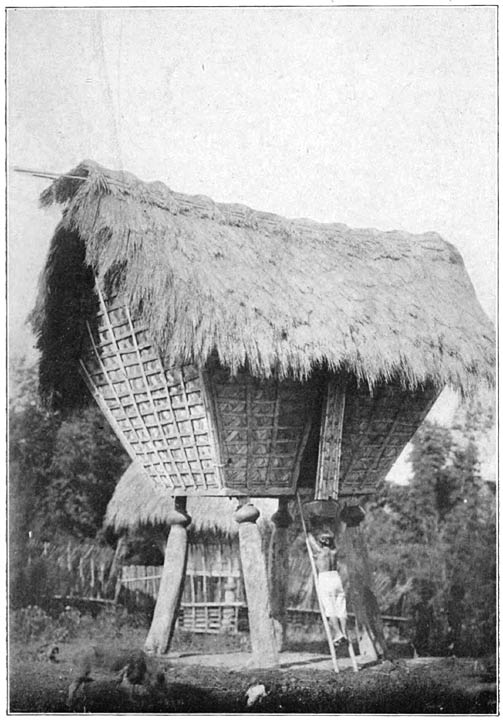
[201,546,208,602]
[180,601,246,608]
[190,572,196,604]
[52,595,117,604]
[265,383,281,489]
[121,573,164,583]
[185,568,241,579]
[292,412,314,494]
[202,546,209,631]
[199,369,226,489]
[90,558,95,594]
[315,377,346,500]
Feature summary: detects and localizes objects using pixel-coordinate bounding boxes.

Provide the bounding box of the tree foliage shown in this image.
[42,408,130,538]
[364,396,496,657]
[9,359,61,546]
[9,358,129,543]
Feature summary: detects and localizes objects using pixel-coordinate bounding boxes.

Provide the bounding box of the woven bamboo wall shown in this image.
[80,292,224,493]
[81,290,438,500]
[184,541,244,603]
[207,364,315,495]
[81,291,315,496]
[338,378,438,496]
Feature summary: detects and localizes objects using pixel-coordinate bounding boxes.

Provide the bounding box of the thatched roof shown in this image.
[32,159,494,408]
[106,462,277,535]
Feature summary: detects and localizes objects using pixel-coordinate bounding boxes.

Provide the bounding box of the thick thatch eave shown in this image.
[105,462,276,536]
[32,159,495,408]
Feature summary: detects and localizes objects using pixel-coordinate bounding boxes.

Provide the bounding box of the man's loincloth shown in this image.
[318,570,347,619]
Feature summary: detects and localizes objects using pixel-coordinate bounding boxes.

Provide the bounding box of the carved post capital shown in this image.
[341,503,366,528]
[166,496,191,528]
[234,502,260,524]
[271,497,292,528]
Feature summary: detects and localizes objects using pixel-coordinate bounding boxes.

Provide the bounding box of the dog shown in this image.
[67,646,165,708]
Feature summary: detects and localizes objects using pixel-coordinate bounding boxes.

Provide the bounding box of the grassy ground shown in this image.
[8,609,497,714]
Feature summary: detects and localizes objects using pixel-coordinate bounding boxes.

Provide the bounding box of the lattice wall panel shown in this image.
[208,365,314,495]
[338,379,439,496]
[80,291,223,494]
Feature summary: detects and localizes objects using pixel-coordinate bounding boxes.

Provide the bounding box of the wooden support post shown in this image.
[339,505,387,660]
[269,497,292,651]
[144,496,191,655]
[355,618,379,663]
[234,499,279,668]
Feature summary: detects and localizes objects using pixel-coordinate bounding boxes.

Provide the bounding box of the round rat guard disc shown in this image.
[302,499,340,519]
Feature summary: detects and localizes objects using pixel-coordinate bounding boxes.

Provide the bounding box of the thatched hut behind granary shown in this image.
[106,461,277,634]
[32,160,495,666]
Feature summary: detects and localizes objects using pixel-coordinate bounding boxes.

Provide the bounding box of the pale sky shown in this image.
[7,7,497,479]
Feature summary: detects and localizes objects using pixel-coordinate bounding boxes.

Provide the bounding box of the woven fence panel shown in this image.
[178,604,243,634]
[80,291,223,494]
[208,365,314,495]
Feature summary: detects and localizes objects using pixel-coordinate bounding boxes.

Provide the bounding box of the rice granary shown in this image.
[32,159,495,666]
[106,462,387,658]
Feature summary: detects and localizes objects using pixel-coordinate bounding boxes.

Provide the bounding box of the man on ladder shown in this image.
[307,530,351,650]
[297,496,358,674]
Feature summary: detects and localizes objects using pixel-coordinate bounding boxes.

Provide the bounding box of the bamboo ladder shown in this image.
[297,494,358,674]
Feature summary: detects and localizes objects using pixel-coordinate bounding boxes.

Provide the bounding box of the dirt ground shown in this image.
[9,629,497,714]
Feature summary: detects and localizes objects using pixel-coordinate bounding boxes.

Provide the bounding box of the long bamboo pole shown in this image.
[347,620,360,672]
[296,494,339,675]
[13,167,88,181]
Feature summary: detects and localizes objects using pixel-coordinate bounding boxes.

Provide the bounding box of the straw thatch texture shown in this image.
[32,160,494,410]
[106,461,276,535]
